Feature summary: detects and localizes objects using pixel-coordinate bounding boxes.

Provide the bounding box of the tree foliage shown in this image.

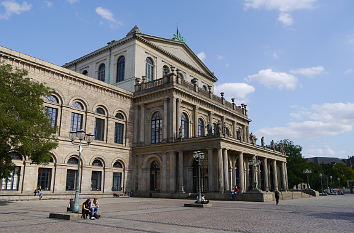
[274,139,354,191]
[0,63,58,179]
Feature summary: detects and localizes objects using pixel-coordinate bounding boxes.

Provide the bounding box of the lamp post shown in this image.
[319,173,323,194]
[303,169,312,189]
[330,175,333,188]
[337,177,340,188]
[69,129,94,213]
[193,151,204,203]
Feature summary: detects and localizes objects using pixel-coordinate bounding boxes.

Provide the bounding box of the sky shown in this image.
[0,0,353,159]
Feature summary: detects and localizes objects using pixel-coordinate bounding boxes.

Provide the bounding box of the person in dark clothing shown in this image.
[82,199,92,219]
[275,190,280,205]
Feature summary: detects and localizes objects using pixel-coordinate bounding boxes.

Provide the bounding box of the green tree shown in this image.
[0,64,58,179]
[273,139,307,189]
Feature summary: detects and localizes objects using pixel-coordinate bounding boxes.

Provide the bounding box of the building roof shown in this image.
[62,26,218,83]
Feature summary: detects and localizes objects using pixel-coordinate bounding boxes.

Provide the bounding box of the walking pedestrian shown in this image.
[275,190,280,205]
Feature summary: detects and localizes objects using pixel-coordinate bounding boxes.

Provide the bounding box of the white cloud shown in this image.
[290,66,324,77]
[216,55,224,60]
[306,146,347,157]
[197,52,206,61]
[257,102,354,139]
[96,6,116,22]
[215,82,255,103]
[0,0,31,19]
[278,12,293,26]
[66,0,78,4]
[244,0,317,26]
[245,69,298,90]
[344,68,352,74]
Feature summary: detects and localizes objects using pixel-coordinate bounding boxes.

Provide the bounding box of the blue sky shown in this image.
[1,0,353,158]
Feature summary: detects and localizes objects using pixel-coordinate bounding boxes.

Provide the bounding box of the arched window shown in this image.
[198,118,205,137]
[72,101,84,110]
[116,56,125,82]
[181,113,189,139]
[203,85,207,91]
[213,123,217,135]
[82,70,88,75]
[45,95,59,104]
[115,113,124,119]
[146,57,154,82]
[95,108,105,141]
[96,107,105,115]
[113,161,123,168]
[92,159,103,167]
[151,112,162,144]
[98,63,105,82]
[162,65,170,77]
[67,157,79,164]
[150,161,160,191]
[178,72,184,80]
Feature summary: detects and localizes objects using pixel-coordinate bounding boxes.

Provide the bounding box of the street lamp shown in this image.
[337,177,341,188]
[69,129,94,213]
[303,169,312,189]
[193,151,204,204]
[319,173,323,194]
[330,175,333,188]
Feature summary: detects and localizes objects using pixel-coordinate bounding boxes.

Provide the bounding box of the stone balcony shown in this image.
[134,73,248,118]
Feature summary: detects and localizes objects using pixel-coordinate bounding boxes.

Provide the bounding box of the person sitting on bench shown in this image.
[82,199,92,219]
[67,198,74,212]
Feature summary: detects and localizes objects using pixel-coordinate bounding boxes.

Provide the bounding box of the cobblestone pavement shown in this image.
[0,195,353,233]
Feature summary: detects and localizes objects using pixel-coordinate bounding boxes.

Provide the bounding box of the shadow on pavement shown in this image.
[0,200,13,206]
[308,212,354,223]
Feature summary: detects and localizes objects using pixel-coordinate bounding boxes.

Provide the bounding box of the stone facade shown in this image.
[0,26,288,199]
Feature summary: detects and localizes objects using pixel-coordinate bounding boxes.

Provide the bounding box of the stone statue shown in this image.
[261,137,265,147]
[250,133,254,145]
[216,121,221,137]
[222,122,227,137]
[178,126,182,141]
[271,140,275,150]
[280,144,285,154]
[207,123,213,136]
[236,128,241,141]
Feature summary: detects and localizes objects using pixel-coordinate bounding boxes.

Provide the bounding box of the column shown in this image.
[232,121,236,138]
[194,105,198,137]
[139,104,145,144]
[263,158,269,191]
[245,158,249,190]
[231,157,235,189]
[272,160,278,191]
[251,155,256,189]
[281,162,287,191]
[238,152,244,193]
[169,151,176,192]
[223,149,229,191]
[133,105,139,144]
[217,148,224,193]
[208,149,214,192]
[162,152,168,192]
[163,99,168,141]
[285,162,289,190]
[178,151,184,192]
[176,98,181,138]
[169,97,176,141]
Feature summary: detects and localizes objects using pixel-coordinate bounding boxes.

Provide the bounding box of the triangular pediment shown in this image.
[137,34,217,82]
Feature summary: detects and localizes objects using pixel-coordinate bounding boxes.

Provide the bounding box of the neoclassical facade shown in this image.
[0,26,288,199]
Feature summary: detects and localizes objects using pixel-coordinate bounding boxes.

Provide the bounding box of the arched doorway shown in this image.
[150,161,160,191]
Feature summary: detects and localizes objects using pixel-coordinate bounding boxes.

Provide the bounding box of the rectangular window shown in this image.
[45,106,58,128]
[70,112,83,132]
[37,168,52,191]
[91,171,102,191]
[66,169,78,191]
[114,122,124,144]
[1,167,20,191]
[94,118,105,141]
[112,172,122,191]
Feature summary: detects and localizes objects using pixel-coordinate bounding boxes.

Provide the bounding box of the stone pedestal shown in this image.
[49,212,82,220]
[184,203,213,208]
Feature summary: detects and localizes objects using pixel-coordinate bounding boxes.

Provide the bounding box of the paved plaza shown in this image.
[0,195,353,233]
